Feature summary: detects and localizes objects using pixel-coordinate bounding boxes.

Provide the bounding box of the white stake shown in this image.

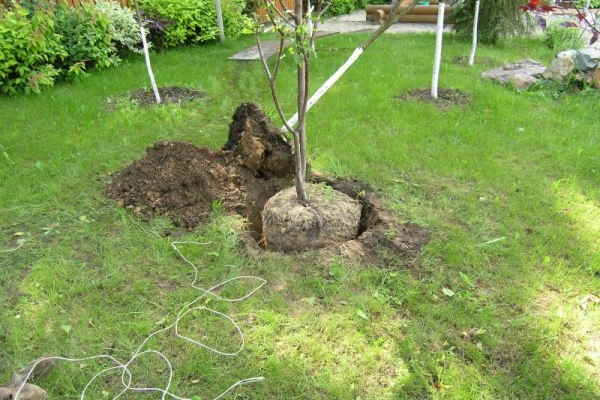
[431,0,445,99]
[468,0,480,66]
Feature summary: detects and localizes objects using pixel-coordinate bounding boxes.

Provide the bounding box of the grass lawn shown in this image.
[1,32,600,399]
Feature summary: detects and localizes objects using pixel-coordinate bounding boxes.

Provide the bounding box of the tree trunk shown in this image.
[468,0,480,66]
[132,0,161,104]
[431,0,445,99]
[294,0,308,204]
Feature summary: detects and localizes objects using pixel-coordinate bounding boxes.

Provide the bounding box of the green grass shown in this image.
[1,32,600,399]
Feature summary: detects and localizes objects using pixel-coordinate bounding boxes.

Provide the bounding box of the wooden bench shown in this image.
[366,0,454,24]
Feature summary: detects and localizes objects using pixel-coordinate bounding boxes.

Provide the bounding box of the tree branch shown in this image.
[255,32,295,133]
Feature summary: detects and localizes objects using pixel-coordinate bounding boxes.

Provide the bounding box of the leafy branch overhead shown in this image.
[252,0,415,203]
[519,0,599,45]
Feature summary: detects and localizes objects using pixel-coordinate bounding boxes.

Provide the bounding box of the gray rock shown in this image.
[573,51,598,72]
[557,49,577,59]
[509,73,538,90]
[482,59,546,85]
[543,56,575,80]
[0,383,48,400]
[579,47,600,62]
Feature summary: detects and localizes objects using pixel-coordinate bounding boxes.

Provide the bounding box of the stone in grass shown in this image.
[543,55,575,80]
[0,383,48,400]
[262,184,361,252]
[573,48,600,72]
[508,73,538,90]
[481,59,546,86]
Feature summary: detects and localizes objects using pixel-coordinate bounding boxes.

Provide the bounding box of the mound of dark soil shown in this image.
[105,102,429,267]
[130,86,206,107]
[105,103,294,232]
[396,88,471,109]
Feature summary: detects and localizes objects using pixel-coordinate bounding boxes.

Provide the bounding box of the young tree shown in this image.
[468,0,480,66]
[255,0,415,204]
[132,0,161,103]
[431,0,446,99]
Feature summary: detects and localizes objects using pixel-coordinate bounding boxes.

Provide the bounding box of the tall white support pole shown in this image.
[215,0,226,43]
[431,1,445,99]
[468,0,480,66]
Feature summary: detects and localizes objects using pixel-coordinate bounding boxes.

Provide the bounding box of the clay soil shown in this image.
[396,88,471,109]
[105,103,428,267]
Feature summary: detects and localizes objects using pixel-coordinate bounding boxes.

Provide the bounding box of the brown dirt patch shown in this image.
[129,86,206,107]
[451,55,497,67]
[105,102,294,233]
[396,88,471,109]
[105,102,428,267]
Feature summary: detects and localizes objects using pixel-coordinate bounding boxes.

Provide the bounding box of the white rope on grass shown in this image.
[0,240,25,253]
[14,241,266,400]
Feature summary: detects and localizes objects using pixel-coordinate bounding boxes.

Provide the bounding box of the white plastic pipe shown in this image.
[431,1,445,99]
[215,0,226,43]
[284,47,364,130]
[468,0,480,66]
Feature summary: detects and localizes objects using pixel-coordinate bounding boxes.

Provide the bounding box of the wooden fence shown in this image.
[256,0,295,22]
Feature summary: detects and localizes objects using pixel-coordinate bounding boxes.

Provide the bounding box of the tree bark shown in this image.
[468,0,480,66]
[431,0,445,99]
[132,0,161,104]
[294,0,308,203]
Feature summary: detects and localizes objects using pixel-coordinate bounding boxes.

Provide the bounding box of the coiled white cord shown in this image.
[14,240,266,399]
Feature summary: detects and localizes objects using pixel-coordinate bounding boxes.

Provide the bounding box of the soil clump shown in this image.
[262,184,362,252]
[105,102,294,233]
[105,102,428,266]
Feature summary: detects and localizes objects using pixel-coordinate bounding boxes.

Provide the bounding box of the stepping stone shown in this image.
[229,31,339,61]
[229,40,286,60]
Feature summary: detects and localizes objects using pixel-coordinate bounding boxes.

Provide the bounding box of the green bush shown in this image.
[316,0,388,18]
[0,4,66,94]
[94,0,145,54]
[324,0,356,17]
[451,0,533,44]
[140,0,250,48]
[53,3,120,72]
[573,0,600,8]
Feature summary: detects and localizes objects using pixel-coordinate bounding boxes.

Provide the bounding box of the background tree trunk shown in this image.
[431,0,445,99]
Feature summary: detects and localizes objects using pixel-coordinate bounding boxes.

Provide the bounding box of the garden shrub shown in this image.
[324,0,356,17]
[140,0,250,48]
[573,0,600,8]
[452,0,533,44]
[52,2,120,72]
[94,0,145,54]
[0,4,66,94]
